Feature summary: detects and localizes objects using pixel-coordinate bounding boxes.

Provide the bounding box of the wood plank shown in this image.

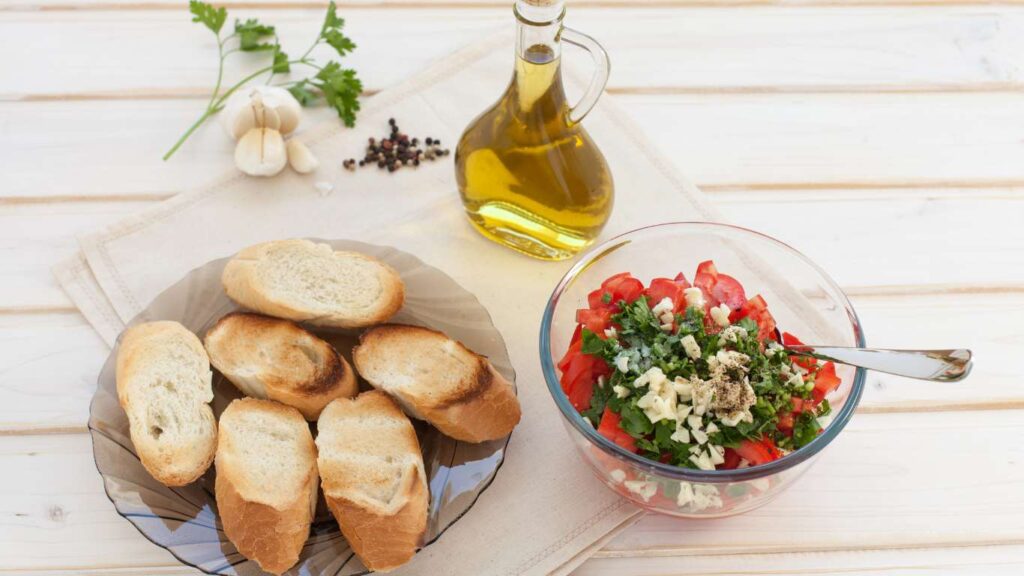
[578,545,1024,575]
[602,409,1024,556]
[4,7,1024,99]
[5,92,1024,200]
[7,0,1024,12]
[2,410,1021,571]
[0,202,141,310]
[1,288,1018,432]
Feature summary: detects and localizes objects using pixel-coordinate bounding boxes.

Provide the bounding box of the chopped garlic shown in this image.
[709,303,731,327]
[709,445,725,465]
[651,297,674,317]
[689,451,714,470]
[684,287,706,309]
[681,335,701,360]
[692,484,723,510]
[692,428,709,445]
[615,354,630,373]
[604,327,618,339]
[673,377,694,401]
[670,427,690,443]
[687,414,703,430]
[705,422,719,434]
[610,469,627,483]
[612,384,630,399]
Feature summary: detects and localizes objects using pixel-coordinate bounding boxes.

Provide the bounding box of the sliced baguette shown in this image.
[316,391,427,573]
[115,321,216,486]
[215,398,318,576]
[204,312,357,420]
[352,324,521,443]
[221,239,404,329]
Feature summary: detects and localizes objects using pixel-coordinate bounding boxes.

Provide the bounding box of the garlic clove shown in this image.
[235,127,288,177]
[220,86,301,139]
[286,139,319,174]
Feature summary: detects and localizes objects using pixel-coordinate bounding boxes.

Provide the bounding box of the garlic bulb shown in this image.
[220,87,302,140]
[286,139,319,174]
[235,127,288,177]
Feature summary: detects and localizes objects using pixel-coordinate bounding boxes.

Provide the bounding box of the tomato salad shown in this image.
[557,261,841,471]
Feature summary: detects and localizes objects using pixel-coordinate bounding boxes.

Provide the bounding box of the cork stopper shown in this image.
[516,0,564,23]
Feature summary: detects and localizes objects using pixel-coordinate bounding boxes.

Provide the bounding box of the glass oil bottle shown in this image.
[455,0,613,261]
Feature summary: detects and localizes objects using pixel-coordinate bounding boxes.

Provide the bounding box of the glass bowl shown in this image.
[539,222,866,518]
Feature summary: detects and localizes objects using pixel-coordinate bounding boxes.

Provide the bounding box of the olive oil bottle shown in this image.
[455,0,613,261]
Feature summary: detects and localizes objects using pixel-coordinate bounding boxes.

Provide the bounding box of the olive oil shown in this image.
[455,2,613,261]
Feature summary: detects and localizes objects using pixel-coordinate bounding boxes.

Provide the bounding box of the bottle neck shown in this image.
[514,0,565,63]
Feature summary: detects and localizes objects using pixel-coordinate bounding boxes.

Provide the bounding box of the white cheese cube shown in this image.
[615,354,630,373]
[692,428,709,445]
[677,482,695,507]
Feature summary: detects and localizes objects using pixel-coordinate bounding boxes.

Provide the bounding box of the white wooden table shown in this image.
[3,1,1024,574]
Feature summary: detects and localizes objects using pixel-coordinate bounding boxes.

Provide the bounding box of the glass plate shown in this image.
[88,239,515,575]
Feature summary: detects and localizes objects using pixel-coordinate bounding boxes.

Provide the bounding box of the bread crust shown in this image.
[221,239,405,329]
[215,398,318,575]
[204,312,357,420]
[353,325,522,443]
[317,392,428,572]
[116,321,216,486]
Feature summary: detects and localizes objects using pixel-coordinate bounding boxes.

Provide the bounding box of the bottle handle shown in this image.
[560,27,610,124]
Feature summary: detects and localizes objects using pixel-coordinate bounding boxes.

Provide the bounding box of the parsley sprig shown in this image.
[164,1,362,160]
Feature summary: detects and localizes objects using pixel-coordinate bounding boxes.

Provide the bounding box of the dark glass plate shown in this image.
[88,239,515,575]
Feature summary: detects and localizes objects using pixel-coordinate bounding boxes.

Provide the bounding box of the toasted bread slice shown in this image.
[215,398,318,575]
[352,324,521,443]
[204,312,357,420]
[115,321,216,486]
[316,391,427,573]
[221,239,404,329]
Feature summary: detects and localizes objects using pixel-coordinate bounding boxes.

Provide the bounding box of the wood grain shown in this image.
[4,8,1024,98]
[5,92,1024,200]
[2,410,1020,571]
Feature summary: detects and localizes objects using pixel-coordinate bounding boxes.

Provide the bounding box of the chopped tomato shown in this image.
[644,278,685,312]
[597,408,638,452]
[587,288,611,310]
[731,295,778,342]
[790,396,809,413]
[673,272,692,289]
[569,324,582,346]
[734,437,782,466]
[693,260,721,308]
[710,273,747,311]
[557,338,582,372]
[721,448,742,470]
[812,361,841,404]
[781,332,818,371]
[601,273,644,307]
[560,350,611,411]
[576,308,612,336]
[777,411,795,435]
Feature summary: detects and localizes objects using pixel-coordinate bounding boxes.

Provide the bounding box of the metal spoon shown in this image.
[781,342,972,382]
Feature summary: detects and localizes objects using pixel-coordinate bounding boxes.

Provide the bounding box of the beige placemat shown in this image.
[55,33,723,575]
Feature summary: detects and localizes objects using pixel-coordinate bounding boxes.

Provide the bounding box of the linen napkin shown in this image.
[55,33,723,575]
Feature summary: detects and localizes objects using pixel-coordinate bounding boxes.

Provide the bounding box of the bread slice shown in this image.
[221,239,405,329]
[215,398,318,575]
[204,312,357,420]
[115,321,216,486]
[352,324,521,443]
[316,391,427,573]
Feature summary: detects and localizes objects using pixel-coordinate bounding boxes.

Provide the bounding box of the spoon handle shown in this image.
[785,345,973,382]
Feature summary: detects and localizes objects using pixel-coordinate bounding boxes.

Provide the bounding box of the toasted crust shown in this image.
[221,239,405,329]
[115,321,216,486]
[204,312,357,420]
[317,392,427,572]
[216,398,318,575]
[352,325,521,443]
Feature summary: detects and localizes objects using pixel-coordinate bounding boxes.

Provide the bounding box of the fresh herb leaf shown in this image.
[619,401,654,437]
[312,61,362,127]
[581,329,607,355]
[601,292,612,304]
[235,18,276,51]
[792,410,821,448]
[287,81,317,105]
[271,46,290,73]
[189,0,227,34]
[320,1,357,57]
